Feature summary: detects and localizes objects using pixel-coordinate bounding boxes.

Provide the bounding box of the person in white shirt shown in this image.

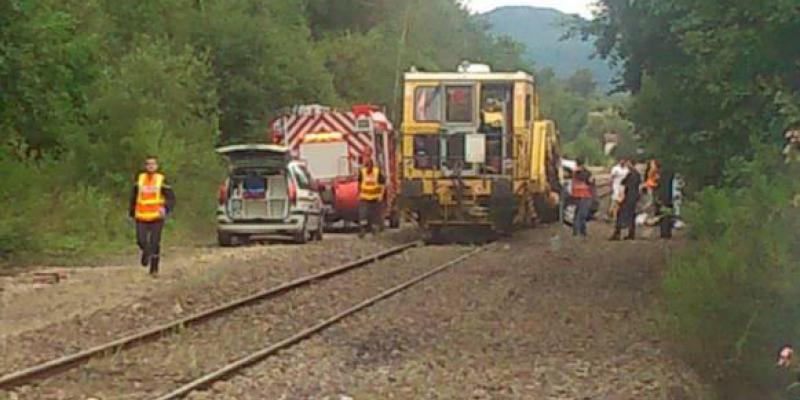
[608,157,630,220]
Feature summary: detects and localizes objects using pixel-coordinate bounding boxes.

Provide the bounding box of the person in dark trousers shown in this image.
[571,158,595,237]
[129,156,176,275]
[357,153,385,238]
[655,171,675,239]
[655,166,675,239]
[610,159,641,240]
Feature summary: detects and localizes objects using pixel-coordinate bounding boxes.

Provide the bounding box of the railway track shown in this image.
[0,241,487,399]
[0,241,420,391]
[155,246,484,399]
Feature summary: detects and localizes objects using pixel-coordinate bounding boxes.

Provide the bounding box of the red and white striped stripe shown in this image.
[272,110,377,159]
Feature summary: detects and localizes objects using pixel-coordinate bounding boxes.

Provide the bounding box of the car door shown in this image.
[298,164,323,229]
[290,163,321,226]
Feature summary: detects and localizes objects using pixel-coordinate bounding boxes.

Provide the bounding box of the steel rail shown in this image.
[0,241,421,390]
[154,245,486,400]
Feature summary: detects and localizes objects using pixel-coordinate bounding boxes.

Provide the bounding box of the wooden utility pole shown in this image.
[391,0,416,124]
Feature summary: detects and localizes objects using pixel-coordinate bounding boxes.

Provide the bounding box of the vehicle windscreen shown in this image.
[299,141,350,179]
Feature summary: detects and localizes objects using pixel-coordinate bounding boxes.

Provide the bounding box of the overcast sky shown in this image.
[465,0,596,19]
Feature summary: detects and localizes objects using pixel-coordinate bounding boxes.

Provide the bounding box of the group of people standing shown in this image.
[569,156,677,240]
[607,158,676,240]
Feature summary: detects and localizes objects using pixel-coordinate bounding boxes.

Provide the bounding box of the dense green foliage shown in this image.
[662,154,800,399]
[577,0,800,187]
[0,0,527,262]
[536,68,635,164]
[578,1,800,397]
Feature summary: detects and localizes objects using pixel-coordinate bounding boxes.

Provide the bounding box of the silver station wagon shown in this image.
[216,144,325,246]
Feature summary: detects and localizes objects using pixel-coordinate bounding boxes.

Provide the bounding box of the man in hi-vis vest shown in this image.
[129,156,176,275]
[358,152,385,238]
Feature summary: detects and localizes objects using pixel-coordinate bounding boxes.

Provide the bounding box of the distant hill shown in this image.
[484,6,616,88]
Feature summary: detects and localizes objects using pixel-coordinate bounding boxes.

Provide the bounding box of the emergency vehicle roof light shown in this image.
[457,61,491,73]
[352,104,379,116]
[302,132,344,143]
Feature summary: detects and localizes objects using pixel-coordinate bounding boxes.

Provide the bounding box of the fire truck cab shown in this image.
[270,104,400,229]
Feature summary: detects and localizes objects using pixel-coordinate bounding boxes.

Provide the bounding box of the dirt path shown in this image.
[198,223,708,399]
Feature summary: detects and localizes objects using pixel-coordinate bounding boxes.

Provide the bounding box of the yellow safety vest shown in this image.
[482,110,503,128]
[135,173,165,222]
[359,167,383,201]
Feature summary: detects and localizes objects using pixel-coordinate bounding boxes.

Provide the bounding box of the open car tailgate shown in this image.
[216,144,291,173]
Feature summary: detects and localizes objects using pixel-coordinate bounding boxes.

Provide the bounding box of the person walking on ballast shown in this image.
[129,155,176,275]
[571,158,595,238]
[610,159,641,241]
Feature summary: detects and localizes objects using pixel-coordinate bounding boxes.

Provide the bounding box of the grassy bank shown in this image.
[659,152,800,399]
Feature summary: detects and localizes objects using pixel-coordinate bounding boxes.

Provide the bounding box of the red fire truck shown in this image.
[269,104,400,229]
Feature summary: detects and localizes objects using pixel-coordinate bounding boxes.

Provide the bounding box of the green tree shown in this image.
[563,133,606,165]
[574,0,800,186]
[565,68,597,97]
[0,0,539,263]
[574,1,800,397]
[0,0,101,158]
[188,0,338,143]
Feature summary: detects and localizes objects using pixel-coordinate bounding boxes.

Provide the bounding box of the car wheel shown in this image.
[294,217,310,244]
[217,231,234,247]
[388,209,401,229]
[236,234,250,245]
[424,226,443,245]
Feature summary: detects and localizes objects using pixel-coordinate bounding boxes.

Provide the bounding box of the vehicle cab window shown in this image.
[414,86,442,122]
[445,86,474,123]
[413,134,440,169]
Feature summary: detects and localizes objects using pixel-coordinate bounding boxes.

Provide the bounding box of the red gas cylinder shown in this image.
[333,178,360,220]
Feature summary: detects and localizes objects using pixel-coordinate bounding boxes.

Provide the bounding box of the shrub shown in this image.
[660,149,800,398]
[563,133,609,165]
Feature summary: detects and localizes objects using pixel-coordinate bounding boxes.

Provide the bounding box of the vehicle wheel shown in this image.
[389,209,401,229]
[217,231,234,247]
[534,193,559,224]
[236,234,251,245]
[294,218,310,244]
[423,226,442,245]
[312,214,325,241]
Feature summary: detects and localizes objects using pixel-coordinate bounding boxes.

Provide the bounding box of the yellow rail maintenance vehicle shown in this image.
[398,62,562,238]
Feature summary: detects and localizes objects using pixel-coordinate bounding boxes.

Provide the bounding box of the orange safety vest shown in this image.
[359,167,383,201]
[645,163,660,189]
[572,173,592,199]
[646,170,660,189]
[135,173,165,222]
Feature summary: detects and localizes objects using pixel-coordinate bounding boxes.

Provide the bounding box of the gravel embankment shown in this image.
[6,243,470,399]
[0,229,418,377]
[199,225,707,399]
